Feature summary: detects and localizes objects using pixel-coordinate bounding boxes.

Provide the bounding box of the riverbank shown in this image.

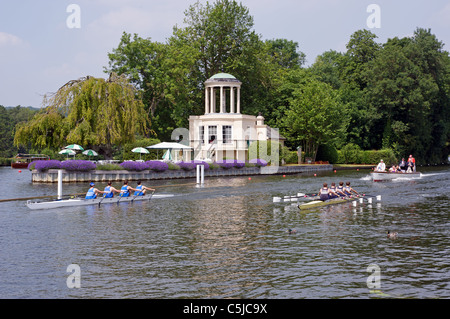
[31,164,332,183]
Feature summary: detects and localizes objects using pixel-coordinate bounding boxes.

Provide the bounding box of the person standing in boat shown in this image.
[133,181,155,196]
[375,159,386,172]
[103,181,120,198]
[119,180,139,197]
[85,182,103,199]
[407,155,416,172]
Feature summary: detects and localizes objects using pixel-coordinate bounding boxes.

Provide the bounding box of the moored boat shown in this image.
[370,171,421,182]
[26,193,174,210]
[11,154,50,169]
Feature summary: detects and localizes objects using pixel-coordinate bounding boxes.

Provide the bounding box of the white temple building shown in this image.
[189,73,284,162]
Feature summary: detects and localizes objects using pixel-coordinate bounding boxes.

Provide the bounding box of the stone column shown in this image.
[220,86,224,113]
[230,86,235,113]
[205,87,209,114]
[237,87,241,113]
[211,87,215,113]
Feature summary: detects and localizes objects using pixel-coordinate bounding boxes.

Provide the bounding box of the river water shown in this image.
[0,166,449,299]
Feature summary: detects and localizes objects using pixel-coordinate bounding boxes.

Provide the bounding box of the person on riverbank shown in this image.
[119,180,139,197]
[375,159,386,172]
[85,182,103,199]
[133,181,156,196]
[103,181,120,198]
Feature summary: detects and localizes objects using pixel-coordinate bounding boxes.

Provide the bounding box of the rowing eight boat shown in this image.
[298,197,359,210]
[26,193,174,210]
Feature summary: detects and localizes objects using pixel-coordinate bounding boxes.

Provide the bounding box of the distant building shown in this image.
[189,73,284,162]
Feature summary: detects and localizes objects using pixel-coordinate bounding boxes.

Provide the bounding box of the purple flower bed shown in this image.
[176,161,196,171]
[191,160,210,171]
[61,160,96,172]
[29,160,62,171]
[249,159,268,167]
[146,161,169,172]
[215,159,245,169]
[120,161,149,171]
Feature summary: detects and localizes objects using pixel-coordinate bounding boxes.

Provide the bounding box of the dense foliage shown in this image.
[4,1,450,164]
[104,1,449,164]
[13,73,149,159]
[0,106,38,157]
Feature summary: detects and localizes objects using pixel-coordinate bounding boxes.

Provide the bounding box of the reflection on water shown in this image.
[0,167,449,298]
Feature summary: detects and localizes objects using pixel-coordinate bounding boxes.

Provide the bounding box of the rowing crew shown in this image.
[318,182,359,201]
[85,180,155,199]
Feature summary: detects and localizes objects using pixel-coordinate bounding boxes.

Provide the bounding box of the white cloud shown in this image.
[85,5,182,44]
[0,32,23,47]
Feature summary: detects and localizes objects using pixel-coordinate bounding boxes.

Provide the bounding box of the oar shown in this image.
[117,190,127,205]
[0,193,85,203]
[362,194,382,201]
[98,194,107,206]
[147,190,155,201]
[297,192,318,198]
[130,189,143,203]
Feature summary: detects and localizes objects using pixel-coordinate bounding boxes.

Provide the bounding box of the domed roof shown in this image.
[205,73,241,84]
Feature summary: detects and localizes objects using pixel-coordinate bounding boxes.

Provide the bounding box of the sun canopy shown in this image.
[59,149,76,155]
[146,142,192,150]
[65,144,84,151]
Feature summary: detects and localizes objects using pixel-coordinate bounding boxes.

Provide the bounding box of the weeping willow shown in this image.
[14,73,149,158]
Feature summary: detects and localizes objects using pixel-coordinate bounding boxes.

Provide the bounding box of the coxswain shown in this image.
[134,180,156,196]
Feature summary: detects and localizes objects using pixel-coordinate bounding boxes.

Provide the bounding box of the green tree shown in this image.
[265,38,305,70]
[281,72,347,161]
[310,50,344,90]
[365,28,450,162]
[106,0,305,141]
[0,105,39,157]
[14,73,149,159]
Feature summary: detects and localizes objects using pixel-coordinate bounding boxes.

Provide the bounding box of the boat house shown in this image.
[189,73,283,162]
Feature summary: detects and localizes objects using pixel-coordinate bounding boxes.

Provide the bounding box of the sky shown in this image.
[0,0,449,108]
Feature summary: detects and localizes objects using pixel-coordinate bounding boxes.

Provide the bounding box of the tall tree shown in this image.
[365,28,450,162]
[14,73,148,159]
[106,0,303,140]
[281,70,347,161]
